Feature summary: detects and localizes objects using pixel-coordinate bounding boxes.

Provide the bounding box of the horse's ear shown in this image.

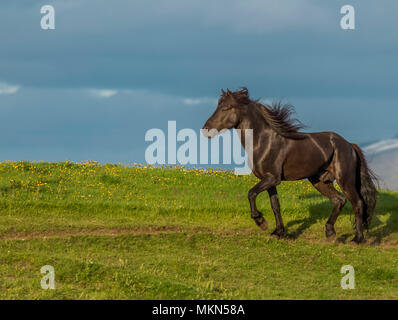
[221,89,226,95]
[227,88,232,95]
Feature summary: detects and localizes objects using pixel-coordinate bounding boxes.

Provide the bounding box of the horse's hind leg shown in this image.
[309,177,346,238]
[330,140,366,243]
[337,178,366,244]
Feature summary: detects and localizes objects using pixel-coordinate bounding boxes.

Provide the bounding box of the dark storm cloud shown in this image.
[1,0,397,97]
[0,0,397,162]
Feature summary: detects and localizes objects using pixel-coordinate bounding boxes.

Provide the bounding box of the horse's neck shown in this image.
[236,114,272,152]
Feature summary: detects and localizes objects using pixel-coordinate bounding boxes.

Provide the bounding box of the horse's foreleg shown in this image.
[248,174,279,231]
[268,187,286,238]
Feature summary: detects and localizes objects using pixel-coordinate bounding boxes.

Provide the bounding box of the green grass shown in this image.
[0,161,397,299]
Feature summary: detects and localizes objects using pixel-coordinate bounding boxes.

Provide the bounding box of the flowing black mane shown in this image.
[255,101,306,139]
[233,87,306,139]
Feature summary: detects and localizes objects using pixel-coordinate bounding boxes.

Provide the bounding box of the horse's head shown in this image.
[202,88,249,138]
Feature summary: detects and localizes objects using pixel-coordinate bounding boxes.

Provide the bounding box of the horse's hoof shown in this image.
[255,217,268,231]
[325,223,336,238]
[271,229,286,239]
[350,236,366,244]
[325,228,336,239]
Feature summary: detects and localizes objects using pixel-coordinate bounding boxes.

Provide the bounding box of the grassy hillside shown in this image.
[0,161,397,299]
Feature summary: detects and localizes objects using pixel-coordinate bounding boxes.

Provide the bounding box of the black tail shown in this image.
[352,144,378,229]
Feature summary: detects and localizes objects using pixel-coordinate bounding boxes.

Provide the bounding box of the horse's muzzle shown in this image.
[201,126,221,139]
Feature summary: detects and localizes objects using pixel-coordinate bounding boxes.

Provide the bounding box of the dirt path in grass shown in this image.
[0,226,193,241]
[1,226,397,248]
[0,226,259,241]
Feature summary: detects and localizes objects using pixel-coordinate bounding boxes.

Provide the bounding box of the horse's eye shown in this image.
[221,106,232,111]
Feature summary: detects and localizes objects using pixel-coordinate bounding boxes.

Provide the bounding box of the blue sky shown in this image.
[0,0,397,163]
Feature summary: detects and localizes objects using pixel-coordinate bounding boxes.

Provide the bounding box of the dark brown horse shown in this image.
[202,87,377,243]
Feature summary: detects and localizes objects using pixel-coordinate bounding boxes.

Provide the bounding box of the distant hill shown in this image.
[363,139,398,191]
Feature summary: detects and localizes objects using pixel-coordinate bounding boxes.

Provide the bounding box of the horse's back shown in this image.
[282,131,351,180]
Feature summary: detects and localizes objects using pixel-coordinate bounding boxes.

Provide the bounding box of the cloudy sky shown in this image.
[0,0,397,164]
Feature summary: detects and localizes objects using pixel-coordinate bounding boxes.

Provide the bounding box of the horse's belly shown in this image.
[282,150,328,180]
